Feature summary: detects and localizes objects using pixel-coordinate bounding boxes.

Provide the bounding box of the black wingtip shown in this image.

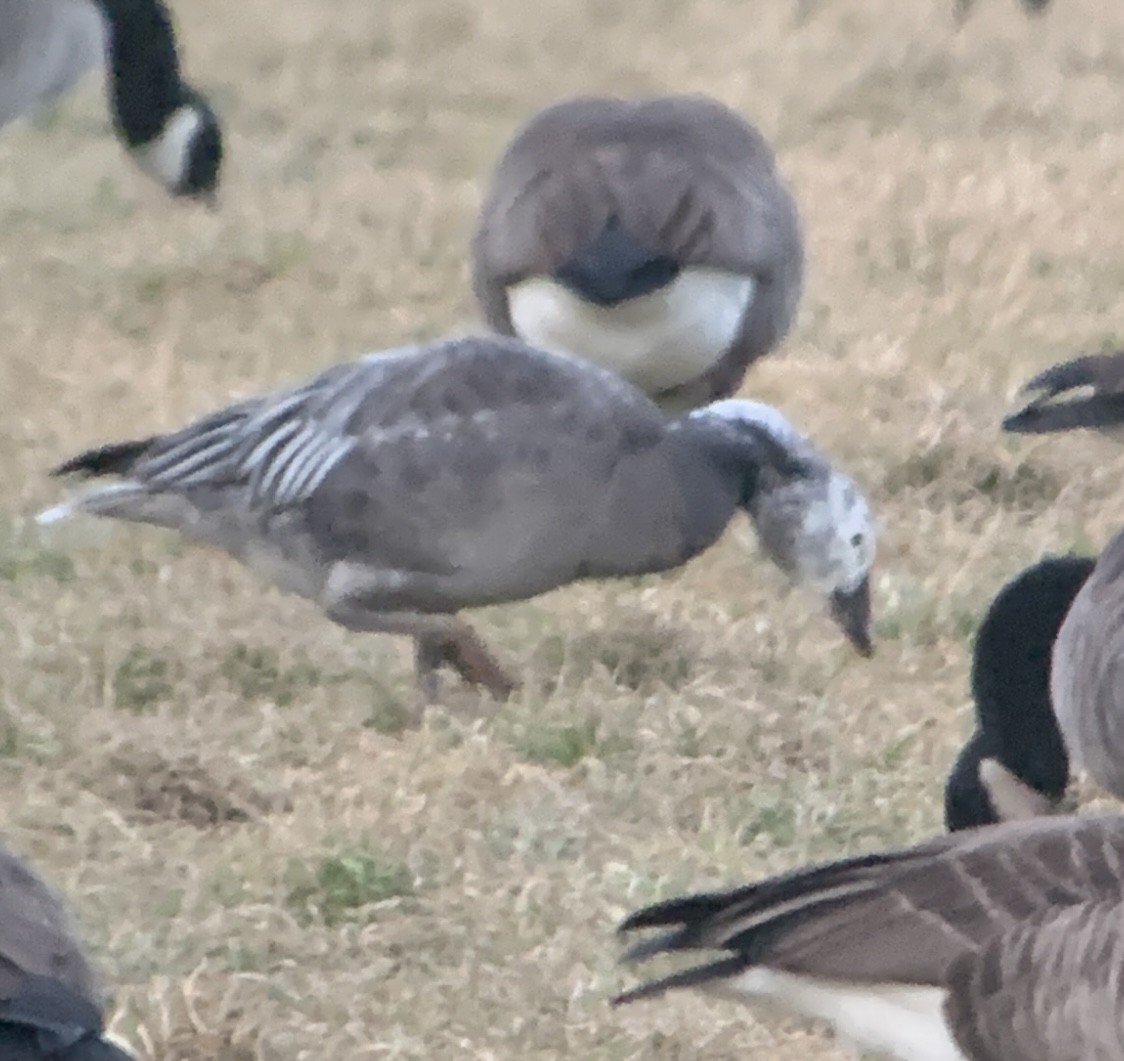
[611,954,752,1007]
[1002,395,1124,436]
[50,438,155,479]
[617,893,727,937]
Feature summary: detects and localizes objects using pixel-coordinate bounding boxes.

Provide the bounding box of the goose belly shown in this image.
[721,968,968,1061]
[506,267,756,395]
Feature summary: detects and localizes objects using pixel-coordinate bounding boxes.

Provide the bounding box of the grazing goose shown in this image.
[0,0,223,201]
[471,95,804,413]
[614,813,1124,1061]
[1003,351,1124,438]
[38,335,875,701]
[944,554,1094,831]
[0,841,133,1059]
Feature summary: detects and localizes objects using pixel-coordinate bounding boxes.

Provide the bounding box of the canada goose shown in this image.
[0,840,133,1059]
[38,335,875,701]
[0,0,223,202]
[471,95,804,413]
[1003,351,1124,438]
[944,554,1094,831]
[614,813,1124,1061]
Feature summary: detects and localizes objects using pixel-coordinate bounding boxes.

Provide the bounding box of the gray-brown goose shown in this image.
[614,813,1124,1061]
[471,95,804,413]
[1003,351,1124,438]
[38,335,876,701]
[0,841,133,1059]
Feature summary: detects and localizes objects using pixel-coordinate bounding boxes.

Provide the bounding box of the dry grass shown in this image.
[2,0,1124,1056]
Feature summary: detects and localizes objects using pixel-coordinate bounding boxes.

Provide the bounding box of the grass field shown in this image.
[2,0,1124,1057]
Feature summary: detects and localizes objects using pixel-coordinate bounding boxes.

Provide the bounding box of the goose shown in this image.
[1003,351,1124,439]
[614,813,1124,1061]
[0,840,133,1059]
[471,95,804,413]
[944,553,1094,831]
[37,335,876,701]
[0,0,223,202]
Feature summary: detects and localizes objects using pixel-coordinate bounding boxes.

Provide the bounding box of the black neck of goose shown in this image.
[946,555,1096,830]
[943,729,1066,831]
[96,0,190,147]
[945,730,998,830]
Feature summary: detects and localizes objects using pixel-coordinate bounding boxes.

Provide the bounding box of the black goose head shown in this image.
[944,555,1096,831]
[99,0,224,201]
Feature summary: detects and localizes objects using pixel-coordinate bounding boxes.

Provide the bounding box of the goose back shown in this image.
[1051,527,1124,799]
[472,95,804,408]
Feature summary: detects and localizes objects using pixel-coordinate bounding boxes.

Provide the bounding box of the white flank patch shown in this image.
[131,104,202,191]
[506,267,756,394]
[720,968,968,1061]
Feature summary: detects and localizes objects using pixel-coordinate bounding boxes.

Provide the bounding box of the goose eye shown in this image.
[850,532,864,548]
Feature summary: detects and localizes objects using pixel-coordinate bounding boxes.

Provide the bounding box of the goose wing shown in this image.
[616,815,1124,1000]
[1004,352,1124,435]
[945,901,1124,1061]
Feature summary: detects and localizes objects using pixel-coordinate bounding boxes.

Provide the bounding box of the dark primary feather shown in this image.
[51,438,157,478]
[1004,352,1124,434]
[615,815,1124,1006]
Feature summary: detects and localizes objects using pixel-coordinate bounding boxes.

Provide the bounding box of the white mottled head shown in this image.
[690,399,878,656]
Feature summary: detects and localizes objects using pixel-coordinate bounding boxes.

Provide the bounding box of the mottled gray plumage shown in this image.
[40,335,875,699]
[0,0,223,201]
[472,95,804,412]
[1051,528,1124,801]
[615,814,1124,1061]
[1003,351,1124,438]
[0,842,132,1059]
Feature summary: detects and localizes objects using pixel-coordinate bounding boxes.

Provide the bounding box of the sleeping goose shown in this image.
[38,335,875,701]
[1003,351,1124,438]
[944,553,1094,831]
[0,840,133,1059]
[0,0,223,201]
[471,95,804,413]
[614,813,1124,1061]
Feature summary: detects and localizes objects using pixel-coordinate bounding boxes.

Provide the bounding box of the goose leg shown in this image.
[321,564,518,700]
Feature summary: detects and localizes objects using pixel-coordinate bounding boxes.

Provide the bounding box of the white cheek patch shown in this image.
[131,104,202,191]
[506,266,756,394]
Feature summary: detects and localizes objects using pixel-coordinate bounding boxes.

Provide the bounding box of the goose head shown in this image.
[688,399,877,656]
[944,555,1095,831]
